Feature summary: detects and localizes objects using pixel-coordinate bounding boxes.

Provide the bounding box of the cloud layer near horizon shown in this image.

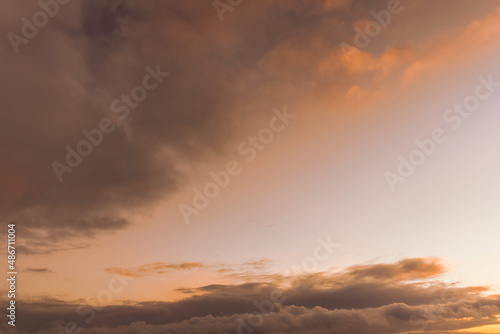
[3,258,499,334]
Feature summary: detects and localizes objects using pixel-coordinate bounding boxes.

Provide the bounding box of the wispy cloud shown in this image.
[105,262,205,278]
[24,268,53,274]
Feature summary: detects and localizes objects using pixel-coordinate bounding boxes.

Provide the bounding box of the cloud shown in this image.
[2,0,498,252]
[5,258,499,333]
[105,262,205,278]
[402,6,500,84]
[241,259,274,270]
[1,0,356,246]
[0,0,258,243]
[24,268,53,274]
[106,259,274,279]
[6,290,500,334]
[345,257,445,281]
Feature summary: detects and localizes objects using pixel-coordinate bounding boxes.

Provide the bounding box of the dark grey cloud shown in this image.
[4,281,499,334]
[0,0,245,246]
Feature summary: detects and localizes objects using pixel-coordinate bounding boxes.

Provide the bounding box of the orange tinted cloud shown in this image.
[403,6,500,84]
[457,323,500,333]
[346,257,446,281]
[106,262,205,278]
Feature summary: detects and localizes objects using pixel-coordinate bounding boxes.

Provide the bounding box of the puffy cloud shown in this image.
[6,296,500,334]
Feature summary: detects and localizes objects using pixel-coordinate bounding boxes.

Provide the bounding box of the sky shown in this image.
[1,0,500,333]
